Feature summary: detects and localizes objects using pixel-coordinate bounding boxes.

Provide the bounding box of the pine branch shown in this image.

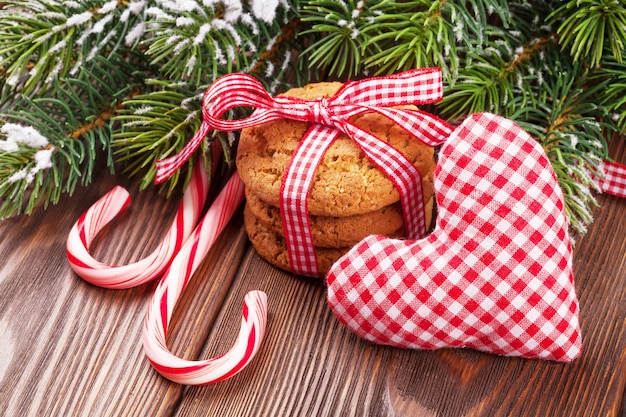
[113,7,311,195]
[436,0,618,235]
[438,1,557,121]
[363,1,452,76]
[112,80,210,194]
[0,1,309,217]
[511,58,611,235]
[300,0,509,82]
[244,16,316,93]
[0,0,148,97]
[0,53,147,217]
[549,0,626,67]
[300,0,370,79]
[594,59,626,133]
[142,0,299,86]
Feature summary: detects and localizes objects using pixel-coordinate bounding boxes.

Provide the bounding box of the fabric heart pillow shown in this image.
[326,113,582,361]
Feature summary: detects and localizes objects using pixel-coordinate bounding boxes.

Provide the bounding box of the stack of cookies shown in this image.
[236,82,436,277]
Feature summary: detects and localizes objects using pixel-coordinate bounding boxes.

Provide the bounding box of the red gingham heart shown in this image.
[326,113,582,361]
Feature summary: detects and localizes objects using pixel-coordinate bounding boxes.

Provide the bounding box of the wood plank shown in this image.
[173,252,395,417]
[1,137,625,416]
[0,173,247,416]
[174,140,626,416]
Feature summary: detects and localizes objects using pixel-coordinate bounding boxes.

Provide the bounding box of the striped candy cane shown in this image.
[142,173,268,384]
[66,161,210,289]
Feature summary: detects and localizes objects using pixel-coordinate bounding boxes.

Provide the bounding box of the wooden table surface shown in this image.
[1,138,625,417]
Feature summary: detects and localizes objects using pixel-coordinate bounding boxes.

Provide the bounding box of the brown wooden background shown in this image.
[0,138,625,416]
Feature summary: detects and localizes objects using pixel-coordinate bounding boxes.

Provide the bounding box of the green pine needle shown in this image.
[550,0,626,67]
[300,0,369,78]
[113,81,206,193]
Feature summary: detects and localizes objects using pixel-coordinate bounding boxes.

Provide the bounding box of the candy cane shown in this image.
[66,161,210,289]
[142,173,268,385]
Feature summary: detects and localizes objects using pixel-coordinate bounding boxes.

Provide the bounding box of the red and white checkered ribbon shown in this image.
[156,69,453,276]
[597,160,626,197]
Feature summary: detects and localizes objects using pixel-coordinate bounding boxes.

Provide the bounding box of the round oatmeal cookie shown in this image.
[236,82,436,217]
[245,187,434,248]
[243,204,347,277]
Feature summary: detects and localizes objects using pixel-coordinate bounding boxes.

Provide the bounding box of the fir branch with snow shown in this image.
[0,0,625,236]
[0,0,148,97]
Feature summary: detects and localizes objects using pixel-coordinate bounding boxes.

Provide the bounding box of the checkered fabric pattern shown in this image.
[277,69,453,276]
[597,161,626,197]
[326,113,582,362]
[156,69,453,276]
[281,125,340,276]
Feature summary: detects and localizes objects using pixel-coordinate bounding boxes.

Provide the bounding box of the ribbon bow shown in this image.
[156,68,453,276]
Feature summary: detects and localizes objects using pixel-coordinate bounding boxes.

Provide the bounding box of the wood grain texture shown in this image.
[0,139,625,417]
[0,173,246,417]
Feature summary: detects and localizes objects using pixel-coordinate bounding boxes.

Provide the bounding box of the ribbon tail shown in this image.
[155,122,212,184]
[596,161,626,197]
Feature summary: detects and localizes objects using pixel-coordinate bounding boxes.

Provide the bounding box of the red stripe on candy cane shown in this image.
[66,160,210,289]
[142,174,268,385]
